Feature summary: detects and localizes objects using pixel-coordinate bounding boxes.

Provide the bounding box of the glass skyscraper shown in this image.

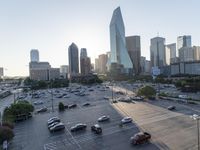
[177,35,191,57]
[68,43,79,75]
[109,7,132,74]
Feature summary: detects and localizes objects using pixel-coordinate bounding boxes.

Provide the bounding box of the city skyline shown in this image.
[1,0,200,76]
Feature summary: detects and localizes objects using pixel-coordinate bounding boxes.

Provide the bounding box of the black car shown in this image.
[167,106,176,110]
[70,123,87,132]
[68,104,77,109]
[91,124,102,134]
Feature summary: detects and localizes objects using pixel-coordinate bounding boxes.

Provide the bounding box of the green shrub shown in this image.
[137,86,156,98]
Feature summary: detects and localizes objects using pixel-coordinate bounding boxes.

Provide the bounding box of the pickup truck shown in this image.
[130,132,151,145]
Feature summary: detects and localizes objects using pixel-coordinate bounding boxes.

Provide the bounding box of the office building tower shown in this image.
[60,65,69,79]
[177,35,191,57]
[95,58,99,73]
[109,7,132,74]
[165,43,176,65]
[30,49,39,62]
[80,48,87,58]
[98,54,108,74]
[179,47,194,62]
[150,37,166,68]
[193,46,200,61]
[126,36,141,75]
[0,67,3,77]
[68,43,79,76]
[80,48,91,75]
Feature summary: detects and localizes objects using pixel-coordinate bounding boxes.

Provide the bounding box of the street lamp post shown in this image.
[191,114,200,150]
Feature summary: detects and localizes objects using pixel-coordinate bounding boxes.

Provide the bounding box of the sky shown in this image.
[0,0,200,76]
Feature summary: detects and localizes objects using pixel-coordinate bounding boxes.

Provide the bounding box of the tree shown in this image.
[3,100,34,123]
[58,102,65,111]
[0,126,14,144]
[137,86,156,98]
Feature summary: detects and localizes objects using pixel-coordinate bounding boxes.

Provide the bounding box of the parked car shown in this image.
[91,124,102,134]
[70,123,87,132]
[68,104,77,109]
[48,121,60,129]
[130,132,151,145]
[121,117,132,124]
[98,115,110,122]
[34,101,43,105]
[47,117,59,123]
[36,107,47,113]
[47,118,61,126]
[49,122,65,132]
[82,103,90,106]
[167,106,176,110]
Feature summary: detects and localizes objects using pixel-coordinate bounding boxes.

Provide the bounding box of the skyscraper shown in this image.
[68,43,79,75]
[60,65,69,79]
[126,36,141,75]
[80,48,91,75]
[98,54,108,74]
[109,7,132,74]
[30,49,39,62]
[193,46,200,61]
[165,43,176,65]
[80,48,87,58]
[177,35,191,57]
[150,37,166,68]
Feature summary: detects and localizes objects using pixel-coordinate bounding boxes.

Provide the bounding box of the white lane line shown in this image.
[65,126,82,150]
[44,124,135,148]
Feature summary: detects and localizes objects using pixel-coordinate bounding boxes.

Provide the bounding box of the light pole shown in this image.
[191,114,200,150]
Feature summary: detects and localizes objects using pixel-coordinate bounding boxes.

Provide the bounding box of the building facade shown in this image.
[60,65,68,79]
[150,37,166,68]
[165,43,176,65]
[0,67,3,77]
[126,36,141,75]
[98,54,108,74]
[109,7,132,74]
[193,46,200,61]
[179,47,194,62]
[177,35,191,57]
[68,43,79,76]
[30,49,39,62]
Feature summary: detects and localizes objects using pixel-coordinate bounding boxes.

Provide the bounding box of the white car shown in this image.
[34,101,43,105]
[47,117,60,124]
[121,117,132,124]
[49,122,65,132]
[98,115,110,122]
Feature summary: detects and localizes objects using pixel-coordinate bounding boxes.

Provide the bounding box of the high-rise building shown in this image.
[177,35,191,57]
[80,48,87,58]
[0,67,3,77]
[68,43,79,76]
[95,58,99,73]
[165,43,176,65]
[193,46,200,61]
[179,47,194,62]
[140,56,146,73]
[60,65,69,79]
[98,54,108,74]
[150,37,166,68]
[30,49,39,62]
[80,48,91,75]
[126,36,141,75]
[109,7,132,74]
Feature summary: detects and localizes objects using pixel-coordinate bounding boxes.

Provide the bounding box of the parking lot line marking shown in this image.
[65,126,82,150]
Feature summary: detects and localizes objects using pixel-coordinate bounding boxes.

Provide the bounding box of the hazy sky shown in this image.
[0,0,200,76]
